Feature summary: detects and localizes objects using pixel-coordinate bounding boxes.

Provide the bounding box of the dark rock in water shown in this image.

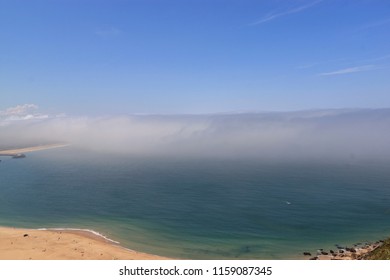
[330,250,334,254]
[332,253,337,257]
[303,252,311,256]
[23,234,29,237]
[339,249,345,253]
[309,257,318,260]
[321,251,329,255]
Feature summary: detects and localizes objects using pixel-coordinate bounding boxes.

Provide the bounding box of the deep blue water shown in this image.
[1,148,390,259]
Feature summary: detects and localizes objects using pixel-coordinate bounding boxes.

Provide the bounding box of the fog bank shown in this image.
[1,105,390,160]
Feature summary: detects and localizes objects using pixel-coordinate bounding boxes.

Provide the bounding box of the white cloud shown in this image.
[0,104,50,124]
[361,54,390,63]
[0,104,37,116]
[250,0,323,25]
[296,57,350,70]
[360,18,390,30]
[318,65,378,76]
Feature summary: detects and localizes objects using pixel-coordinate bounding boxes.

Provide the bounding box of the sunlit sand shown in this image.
[0,227,169,260]
[0,143,69,155]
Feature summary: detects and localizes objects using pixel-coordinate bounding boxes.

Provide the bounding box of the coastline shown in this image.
[302,240,386,260]
[0,226,170,260]
[1,226,388,260]
[0,143,69,156]
[0,149,383,260]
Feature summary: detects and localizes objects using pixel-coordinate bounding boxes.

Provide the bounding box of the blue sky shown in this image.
[1,0,390,115]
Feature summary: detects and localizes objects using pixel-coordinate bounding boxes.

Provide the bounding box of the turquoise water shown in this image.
[1,148,390,259]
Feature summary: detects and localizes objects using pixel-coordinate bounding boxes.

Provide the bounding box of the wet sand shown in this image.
[0,227,170,260]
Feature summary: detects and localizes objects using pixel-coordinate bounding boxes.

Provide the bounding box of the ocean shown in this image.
[1,147,390,259]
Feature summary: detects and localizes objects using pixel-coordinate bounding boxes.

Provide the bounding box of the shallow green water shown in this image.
[1,148,390,259]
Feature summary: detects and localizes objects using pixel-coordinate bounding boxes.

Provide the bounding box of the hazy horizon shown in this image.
[1,104,390,161]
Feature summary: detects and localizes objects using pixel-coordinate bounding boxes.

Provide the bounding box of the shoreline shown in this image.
[1,226,388,260]
[0,143,69,156]
[301,239,387,260]
[0,226,170,260]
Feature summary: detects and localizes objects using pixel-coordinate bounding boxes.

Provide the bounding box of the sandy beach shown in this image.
[0,144,170,260]
[0,143,69,155]
[1,226,387,260]
[0,227,170,260]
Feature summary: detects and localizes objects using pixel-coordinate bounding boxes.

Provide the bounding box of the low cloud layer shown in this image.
[1,105,390,160]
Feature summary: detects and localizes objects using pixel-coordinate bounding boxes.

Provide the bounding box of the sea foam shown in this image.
[37,228,120,244]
